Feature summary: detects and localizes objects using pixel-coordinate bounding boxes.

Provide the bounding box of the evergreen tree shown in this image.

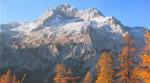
[96,51,115,83]
[116,33,137,83]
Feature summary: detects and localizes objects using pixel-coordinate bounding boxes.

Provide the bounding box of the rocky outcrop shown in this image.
[0,4,149,83]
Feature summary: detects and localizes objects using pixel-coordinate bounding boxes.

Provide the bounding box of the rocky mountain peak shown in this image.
[0,3,149,83]
[34,4,106,26]
[54,3,75,11]
[53,4,78,18]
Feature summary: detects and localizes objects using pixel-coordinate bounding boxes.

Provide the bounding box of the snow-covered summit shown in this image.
[1,4,147,40]
[33,4,106,27]
[0,4,149,75]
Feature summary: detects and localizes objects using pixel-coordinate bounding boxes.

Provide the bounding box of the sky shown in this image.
[0,0,150,28]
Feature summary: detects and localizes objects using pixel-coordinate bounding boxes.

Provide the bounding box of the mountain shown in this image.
[0,4,149,83]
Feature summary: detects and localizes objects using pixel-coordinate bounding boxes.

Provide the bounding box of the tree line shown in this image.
[53,31,150,83]
[0,31,150,83]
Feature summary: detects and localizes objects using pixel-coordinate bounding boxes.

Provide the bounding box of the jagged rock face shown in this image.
[0,4,149,83]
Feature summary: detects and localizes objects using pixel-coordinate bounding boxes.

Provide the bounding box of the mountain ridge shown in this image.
[0,4,149,83]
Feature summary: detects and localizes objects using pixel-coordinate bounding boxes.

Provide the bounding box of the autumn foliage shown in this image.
[83,71,92,83]
[54,64,79,83]
[96,51,115,83]
[134,31,150,83]
[1,32,150,83]
[116,33,138,83]
[0,69,21,83]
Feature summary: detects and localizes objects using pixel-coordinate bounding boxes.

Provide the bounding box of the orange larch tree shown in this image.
[134,31,150,83]
[0,69,21,83]
[54,64,67,83]
[82,71,92,83]
[116,32,138,83]
[54,64,79,83]
[95,51,115,83]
